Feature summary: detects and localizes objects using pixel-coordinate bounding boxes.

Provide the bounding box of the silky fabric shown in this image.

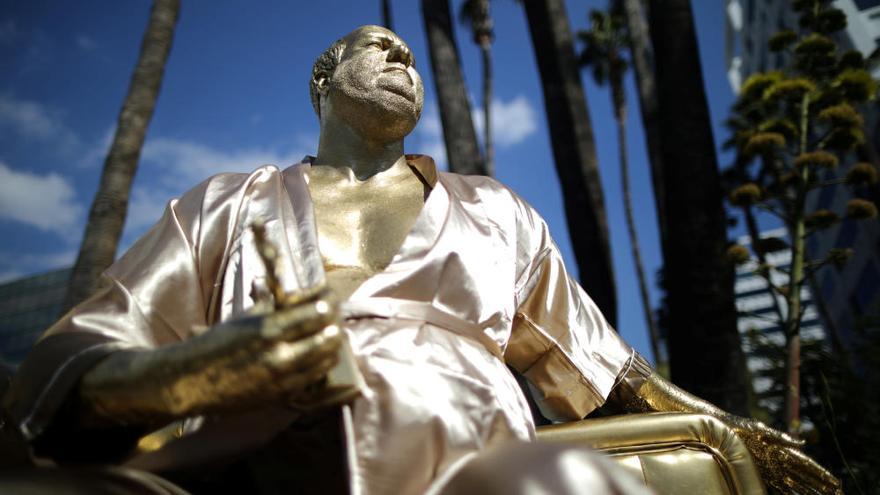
[8,155,633,495]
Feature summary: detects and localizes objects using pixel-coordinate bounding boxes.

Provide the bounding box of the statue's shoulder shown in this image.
[440,172,536,215]
[179,164,290,208]
[439,171,519,202]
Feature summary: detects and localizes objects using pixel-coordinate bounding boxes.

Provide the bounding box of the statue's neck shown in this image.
[315,116,405,181]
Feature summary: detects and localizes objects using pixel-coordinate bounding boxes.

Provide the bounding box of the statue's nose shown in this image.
[387,42,414,68]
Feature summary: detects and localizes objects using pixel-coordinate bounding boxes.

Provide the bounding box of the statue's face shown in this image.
[324,26,424,141]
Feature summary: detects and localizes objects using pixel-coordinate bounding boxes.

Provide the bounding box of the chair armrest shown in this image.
[537,412,765,495]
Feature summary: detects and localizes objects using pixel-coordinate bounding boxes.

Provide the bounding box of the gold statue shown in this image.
[3,25,839,495]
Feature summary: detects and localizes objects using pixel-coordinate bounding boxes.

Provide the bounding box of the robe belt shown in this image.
[339,297,504,359]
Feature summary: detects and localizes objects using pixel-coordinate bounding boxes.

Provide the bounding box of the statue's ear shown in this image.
[315,75,330,96]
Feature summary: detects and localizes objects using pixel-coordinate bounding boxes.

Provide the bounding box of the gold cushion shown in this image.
[537,412,766,495]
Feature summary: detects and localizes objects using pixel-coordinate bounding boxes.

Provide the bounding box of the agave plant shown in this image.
[723,0,878,436]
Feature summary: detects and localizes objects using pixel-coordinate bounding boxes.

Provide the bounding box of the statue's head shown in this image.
[310,25,424,143]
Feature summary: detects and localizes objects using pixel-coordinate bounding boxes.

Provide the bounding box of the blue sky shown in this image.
[0,0,738,362]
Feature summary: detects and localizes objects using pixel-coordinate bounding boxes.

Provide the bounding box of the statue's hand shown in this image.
[193,296,345,410]
[80,294,347,424]
[725,415,842,495]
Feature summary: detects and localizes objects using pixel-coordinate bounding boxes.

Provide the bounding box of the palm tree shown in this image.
[421,0,487,176]
[63,0,180,312]
[522,0,617,326]
[647,0,748,414]
[460,0,495,176]
[382,0,394,31]
[578,6,663,369]
[620,0,667,254]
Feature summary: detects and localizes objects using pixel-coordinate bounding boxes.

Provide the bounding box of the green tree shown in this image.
[421,0,487,175]
[724,0,878,435]
[522,0,617,325]
[64,0,180,312]
[460,0,495,176]
[578,5,663,369]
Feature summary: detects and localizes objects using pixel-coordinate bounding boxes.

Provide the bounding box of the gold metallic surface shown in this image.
[7,23,834,495]
[538,412,766,495]
[609,357,842,495]
[13,151,635,494]
[78,291,342,425]
[252,220,364,409]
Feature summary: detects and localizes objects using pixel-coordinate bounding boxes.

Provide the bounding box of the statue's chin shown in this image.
[357,99,421,141]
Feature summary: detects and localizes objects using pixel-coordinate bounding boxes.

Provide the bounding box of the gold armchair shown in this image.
[537,412,766,495]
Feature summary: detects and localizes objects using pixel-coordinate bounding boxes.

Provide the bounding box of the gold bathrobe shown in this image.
[7,156,635,494]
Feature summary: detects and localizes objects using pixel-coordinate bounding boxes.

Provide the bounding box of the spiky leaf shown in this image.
[825,127,865,151]
[794,150,839,170]
[726,244,751,265]
[729,183,762,206]
[846,198,878,219]
[763,78,816,102]
[805,209,839,229]
[833,69,878,102]
[838,50,865,70]
[741,71,783,101]
[846,162,879,185]
[795,33,836,55]
[818,102,864,127]
[769,30,797,52]
[744,132,786,156]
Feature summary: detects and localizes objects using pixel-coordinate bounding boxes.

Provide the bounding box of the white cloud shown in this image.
[125,186,173,234]
[0,162,83,238]
[78,125,115,168]
[75,34,97,51]
[0,250,76,283]
[410,96,537,171]
[473,95,538,147]
[117,137,310,235]
[141,137,308,187]
[0,94,79,149]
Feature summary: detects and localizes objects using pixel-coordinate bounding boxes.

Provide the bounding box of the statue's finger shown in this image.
[264,325,341,372]
[754,421,804,448]
[280,283,331,308]
[277,355,338,393]
[782,448,843,495]
[263,298,338,341]
[784,472,841,495]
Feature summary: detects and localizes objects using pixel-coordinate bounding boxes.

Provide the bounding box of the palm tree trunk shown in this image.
[647,0,748,414]
[382,0,394,31]
[63,0,180,312]
[481,40,494,177]
[523,0,617,326]
[615,99,662,366]
[621,0,668,255]
[421,0,486,175]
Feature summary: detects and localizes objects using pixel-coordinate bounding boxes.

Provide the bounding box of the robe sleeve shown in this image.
[3,173,245,461]
[504,199,635,422]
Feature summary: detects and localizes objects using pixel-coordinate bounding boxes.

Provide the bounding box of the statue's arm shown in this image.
[77,299,341,428]
[607,354,842,495]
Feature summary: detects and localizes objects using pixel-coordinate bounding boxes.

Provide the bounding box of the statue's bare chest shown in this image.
[308,166,427,299]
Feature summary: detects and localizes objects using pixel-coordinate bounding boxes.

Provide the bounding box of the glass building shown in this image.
[0,268,70,367]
